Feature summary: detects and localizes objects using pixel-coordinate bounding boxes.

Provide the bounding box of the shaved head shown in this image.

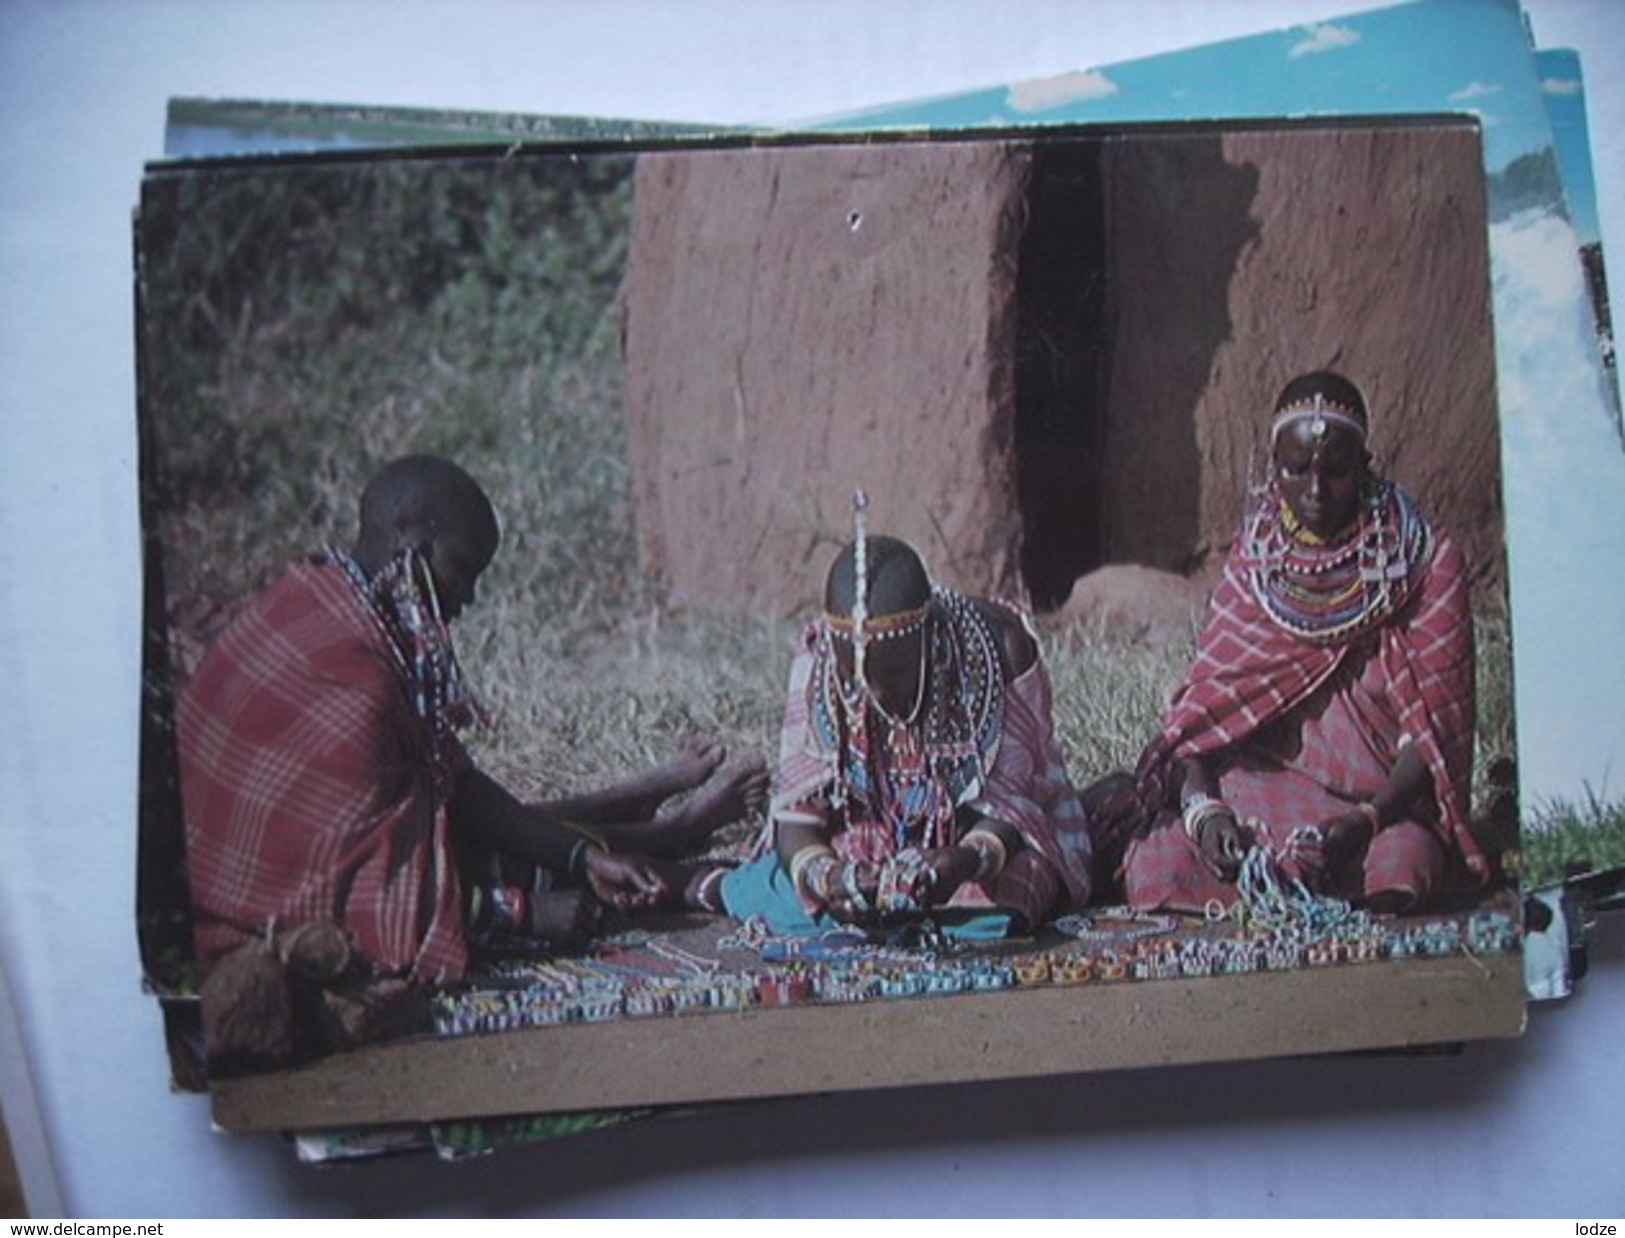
[823,534,931,620]
[353,455,500,619]
[358,455,498,549]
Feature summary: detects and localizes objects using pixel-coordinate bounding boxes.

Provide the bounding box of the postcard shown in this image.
[161,96,730,159]
[1537,46,1618,423]
[136,118,1524,1133]
[808,0,1625,896]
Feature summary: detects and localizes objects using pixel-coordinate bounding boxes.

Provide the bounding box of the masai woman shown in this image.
[719,530,1094,937]
[1115,372,1490,914]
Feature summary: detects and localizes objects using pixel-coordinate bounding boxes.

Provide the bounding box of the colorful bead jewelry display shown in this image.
[1052,909,1178,944]
[431,899,1520,1038]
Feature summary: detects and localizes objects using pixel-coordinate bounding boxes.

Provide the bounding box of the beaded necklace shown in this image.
[1053,909,1177,944]
[327,544,479,793]
[812,587,1006,855]
[1220,830,1378,943]
[430,899,1522,1037]
[1240,477,1431,645]
[833,621,949,851]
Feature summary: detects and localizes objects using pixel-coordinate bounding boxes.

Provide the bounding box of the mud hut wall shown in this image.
[1101,125,1501,583]
[620,142,1032,618]
[1097,133,1258,574]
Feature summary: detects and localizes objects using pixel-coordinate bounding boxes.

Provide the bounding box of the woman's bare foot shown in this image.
[614,735,728,819]
[551,736,727,824]
[643,735,727,797]
[648,757,771,852]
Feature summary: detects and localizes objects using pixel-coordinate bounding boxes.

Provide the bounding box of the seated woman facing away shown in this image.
[716,521,1095,939]
[1106,371,1491,916]
[180,455,768,1070]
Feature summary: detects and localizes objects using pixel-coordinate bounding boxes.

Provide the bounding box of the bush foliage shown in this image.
[139,151,638,629]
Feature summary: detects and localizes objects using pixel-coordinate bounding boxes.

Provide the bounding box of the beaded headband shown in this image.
[822,604,931,642]
[1270,392,1367,445]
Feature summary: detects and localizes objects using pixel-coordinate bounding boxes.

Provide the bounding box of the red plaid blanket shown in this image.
[1137,528,1486,882]
[179,558,471,983]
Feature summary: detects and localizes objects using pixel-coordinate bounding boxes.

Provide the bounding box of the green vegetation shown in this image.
[428,1108,651,1159]
[139,151,641,631]
[1521,784,1625,889]
[167,98,727,151]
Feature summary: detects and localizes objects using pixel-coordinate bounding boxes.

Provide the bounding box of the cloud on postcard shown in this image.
[1287,23,1360,58]
[1448,81,1503,102]
[1488,208,1625,802]
[1005,70,1118,113]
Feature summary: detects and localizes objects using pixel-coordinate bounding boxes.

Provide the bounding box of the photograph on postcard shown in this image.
[134,120,1523,1132]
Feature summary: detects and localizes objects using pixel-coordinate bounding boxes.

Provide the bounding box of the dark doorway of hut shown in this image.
[1012,132,1256,612]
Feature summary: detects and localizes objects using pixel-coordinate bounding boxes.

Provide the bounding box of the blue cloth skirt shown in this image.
[719,853,1015,941]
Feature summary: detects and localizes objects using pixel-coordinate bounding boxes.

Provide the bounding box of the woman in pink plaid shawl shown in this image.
[1114,372,1490,914]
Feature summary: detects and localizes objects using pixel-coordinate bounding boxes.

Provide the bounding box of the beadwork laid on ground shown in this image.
[430,899,1520,1038]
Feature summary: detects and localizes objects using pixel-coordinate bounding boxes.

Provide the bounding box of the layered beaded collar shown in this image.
[808,587,1006,852]
[1238,476,1433,645]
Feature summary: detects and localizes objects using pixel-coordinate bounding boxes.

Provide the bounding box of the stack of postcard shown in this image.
[131,0,1623,1161]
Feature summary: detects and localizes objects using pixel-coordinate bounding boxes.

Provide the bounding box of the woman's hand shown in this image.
[582,848,669,911]
[822,859,880,923]
[918,845,980,907]
[1180,758,1252,880]
[1195,808,1253,880]
[1317,808,1379,874]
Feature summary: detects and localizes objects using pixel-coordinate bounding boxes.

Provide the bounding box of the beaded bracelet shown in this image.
[1180,786,1216,814]
[808,855,842,904]
[788,842,838,900]
[474,882,529,936]
[567,838,598,883]
[877,851,931,913]
[841,861,872,914]
[1182,796,1230,842]
[562,819,609,849]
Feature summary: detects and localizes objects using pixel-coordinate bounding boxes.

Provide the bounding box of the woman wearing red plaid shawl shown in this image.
[1115,372,1489,915]
[718,525,1094,937]
[180,455,767,995]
